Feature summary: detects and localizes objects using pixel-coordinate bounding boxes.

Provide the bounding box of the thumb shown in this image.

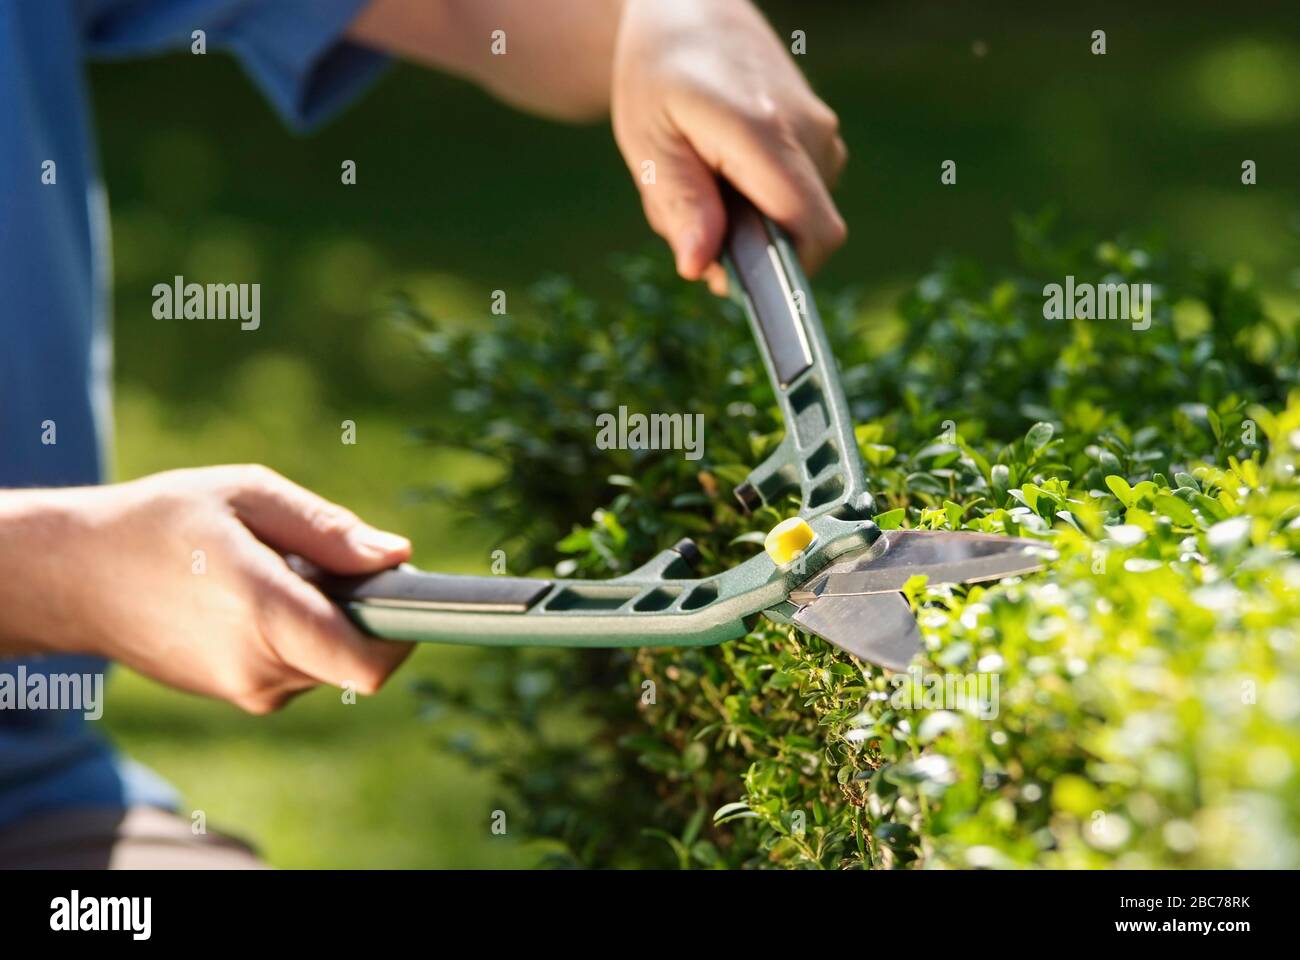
[635,140,727,280]
[227,466,411,575]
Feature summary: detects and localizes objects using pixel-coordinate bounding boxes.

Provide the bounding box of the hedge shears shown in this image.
[318,190,1046,670]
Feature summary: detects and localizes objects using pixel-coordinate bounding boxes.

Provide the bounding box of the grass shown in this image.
[103,647,538,868]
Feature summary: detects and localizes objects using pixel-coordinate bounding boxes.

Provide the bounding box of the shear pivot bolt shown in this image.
[765,517,815,566]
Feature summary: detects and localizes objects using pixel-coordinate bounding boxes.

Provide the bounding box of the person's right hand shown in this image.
[611,0,849,294]
[0,465,413,714]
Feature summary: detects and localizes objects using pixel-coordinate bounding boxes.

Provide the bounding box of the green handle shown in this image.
[320,190,877,648]
[719,185,872,521]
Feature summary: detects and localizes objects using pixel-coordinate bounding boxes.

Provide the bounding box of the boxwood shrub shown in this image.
[405,218,1300,868]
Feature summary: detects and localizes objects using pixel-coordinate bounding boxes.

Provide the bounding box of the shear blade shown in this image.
[792,591,921,671]
[786,530,1049,670]
[793,529,1048,602]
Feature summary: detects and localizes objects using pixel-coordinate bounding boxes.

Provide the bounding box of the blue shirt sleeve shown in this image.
[79,0,390,131]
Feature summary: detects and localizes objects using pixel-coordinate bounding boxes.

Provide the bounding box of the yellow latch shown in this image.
[764,517,815,566]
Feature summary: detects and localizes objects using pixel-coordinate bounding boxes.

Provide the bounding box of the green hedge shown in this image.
[407,218,1300,868]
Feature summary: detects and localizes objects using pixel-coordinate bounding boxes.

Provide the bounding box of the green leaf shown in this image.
[943,499,965,529]
[1207,407,1223,443]
[555,527,592,553]
[1191,492,1229,522]
[682,805,707,847]
[1132,480,1158,502]
[873,507,907,530]
[1026,421,1055,450]
[682,742,708,771]
[991,463,1010,504]
[1155,493,1197,527]
[1056,509,1082,531]
[854,422,884,446]
[690,840,721,868]
[1201,408,1222,444]
[1105,474,1133,506]
[961,443,992,481]
[713,801,751,822]
[863,443,897,467]
[641,829,691,869]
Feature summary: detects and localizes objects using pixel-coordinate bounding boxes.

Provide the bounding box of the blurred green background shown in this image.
[92,0,1299,867]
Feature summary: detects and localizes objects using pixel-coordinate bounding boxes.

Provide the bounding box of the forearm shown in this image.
[348,0,625,122]
[0,488,95,657]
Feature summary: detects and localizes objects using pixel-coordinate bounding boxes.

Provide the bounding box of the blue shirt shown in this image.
[0,0,386,827]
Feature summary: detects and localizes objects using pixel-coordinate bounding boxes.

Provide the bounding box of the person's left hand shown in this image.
[611,0,848,293]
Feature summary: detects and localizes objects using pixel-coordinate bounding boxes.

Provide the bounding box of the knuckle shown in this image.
[241,463,276,482]
[307,503,360,540]
[825,214,848,247]
[737,92,783,135]
[831,138,849,174]
[811,100,841,137]
[227,463,279,494]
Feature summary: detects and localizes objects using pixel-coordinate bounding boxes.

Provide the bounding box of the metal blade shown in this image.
[792,590,921,671]
[790,529,1048,603]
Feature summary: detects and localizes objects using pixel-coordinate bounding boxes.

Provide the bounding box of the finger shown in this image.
[727,140,846,276]
[625,136,728,280]
[255,547,414,694]
[817,134,848,189]
[794,99,849,188]
[226,466,411,575]
[703,262,729,297]
[682,104,847,275]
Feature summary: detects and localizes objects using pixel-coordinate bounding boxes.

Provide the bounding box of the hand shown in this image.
[0,466,413,714]
[348,0,845,292]
[611,0,848,293]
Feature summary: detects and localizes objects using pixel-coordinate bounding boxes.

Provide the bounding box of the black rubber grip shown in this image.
[317,567,552,612]
[723,188,812,387]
